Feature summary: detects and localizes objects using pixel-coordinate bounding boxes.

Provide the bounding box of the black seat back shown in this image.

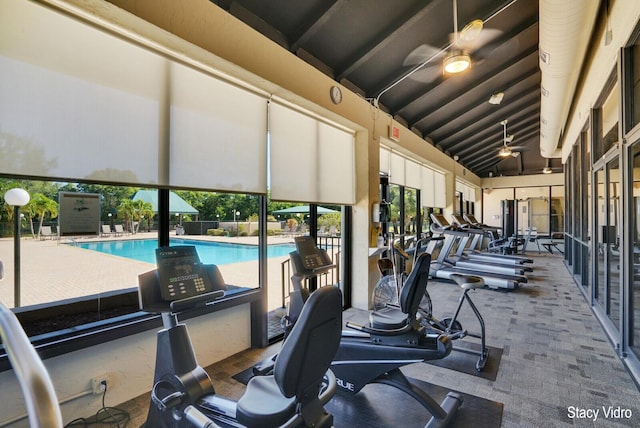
[274,286,342,400]
[400,252,431,317]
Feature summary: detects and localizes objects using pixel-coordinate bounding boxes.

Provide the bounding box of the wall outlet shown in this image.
[90,373,114,394]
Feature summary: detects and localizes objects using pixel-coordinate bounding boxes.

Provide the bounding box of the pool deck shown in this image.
[0,232,307,312]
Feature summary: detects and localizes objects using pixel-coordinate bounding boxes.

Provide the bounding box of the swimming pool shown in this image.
[73,239,296,265]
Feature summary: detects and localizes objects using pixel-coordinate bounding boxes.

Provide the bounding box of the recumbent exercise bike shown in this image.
[258,237,464,428]
[139,245,343,428]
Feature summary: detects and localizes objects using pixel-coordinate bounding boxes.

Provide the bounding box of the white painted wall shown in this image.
[0,305,250,427]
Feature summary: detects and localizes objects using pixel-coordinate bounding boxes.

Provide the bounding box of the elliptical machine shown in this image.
[139,245,343,428]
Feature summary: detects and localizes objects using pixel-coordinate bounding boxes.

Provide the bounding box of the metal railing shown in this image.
[0,302,63,428]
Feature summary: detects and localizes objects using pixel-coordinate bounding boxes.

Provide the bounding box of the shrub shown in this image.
[206,228,227,236]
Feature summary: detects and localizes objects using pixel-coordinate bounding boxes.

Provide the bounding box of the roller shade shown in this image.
[433,172,446,208]
[456,180,476,202]
[0,0,269,194]
[169,62,267,193]
[0,0,163,185]
[269,102,355,204]
[421,167,435,207]
[380,146,391,175]
[405,159,422,189]
[389,152,406,186]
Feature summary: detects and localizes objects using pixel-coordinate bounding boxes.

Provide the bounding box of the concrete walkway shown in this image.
[0,232,306,311]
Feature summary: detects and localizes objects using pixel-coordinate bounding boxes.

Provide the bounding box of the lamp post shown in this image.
[4,188,30,308]
[235,210,240,237]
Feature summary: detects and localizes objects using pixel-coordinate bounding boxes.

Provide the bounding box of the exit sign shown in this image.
[389,125,400,141]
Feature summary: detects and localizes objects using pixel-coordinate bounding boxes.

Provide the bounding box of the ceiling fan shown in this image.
[498,119,527,158]
[402,0,504,83]
[541,158,563,174]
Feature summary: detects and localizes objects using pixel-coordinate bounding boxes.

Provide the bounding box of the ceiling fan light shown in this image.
[460,19,484,41]
[542,166,552,174]
[444,50,471,73]
[488,93,504,105]
[498,146,512,157]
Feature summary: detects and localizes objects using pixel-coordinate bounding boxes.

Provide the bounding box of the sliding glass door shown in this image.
[593,154,621,335]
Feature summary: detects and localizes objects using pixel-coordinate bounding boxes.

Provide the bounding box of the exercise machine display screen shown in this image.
[155,246,213,301]
[295,236,333,270]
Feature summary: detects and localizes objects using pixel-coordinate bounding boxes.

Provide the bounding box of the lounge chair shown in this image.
[288,225,299,237]
[114,224,125,237]
[39,226,55,240]
[101,224,114,237]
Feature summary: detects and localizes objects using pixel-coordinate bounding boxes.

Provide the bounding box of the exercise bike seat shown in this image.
[369,252,431,331]
[236,285,342,428]
[449,273,485,290]
[236,377,296,427]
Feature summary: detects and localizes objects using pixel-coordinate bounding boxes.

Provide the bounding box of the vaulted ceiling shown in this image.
[211,0,563,178]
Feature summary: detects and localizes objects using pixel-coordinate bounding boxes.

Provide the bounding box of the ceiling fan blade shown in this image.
[403,44,445,66]
[475,36,520,62]
[452,27,502,52]
[407,64,441,83]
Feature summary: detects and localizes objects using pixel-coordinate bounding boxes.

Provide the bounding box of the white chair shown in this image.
[39,226,55,240]
[101,225,114,237]
[114,224,125,237]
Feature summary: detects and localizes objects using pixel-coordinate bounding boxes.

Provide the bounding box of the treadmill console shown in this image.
[430,213,450,228]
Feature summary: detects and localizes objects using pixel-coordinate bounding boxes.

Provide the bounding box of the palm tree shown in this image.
[131,199,153,233]
[28,193,59,239]
[117,199,136,233]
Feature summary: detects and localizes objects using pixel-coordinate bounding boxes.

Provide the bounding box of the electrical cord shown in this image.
[64,382,130,427]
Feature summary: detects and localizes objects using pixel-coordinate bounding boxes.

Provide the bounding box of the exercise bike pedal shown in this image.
[475,349,490,372]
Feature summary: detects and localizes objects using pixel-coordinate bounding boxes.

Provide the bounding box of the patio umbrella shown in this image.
[272,205,339,214]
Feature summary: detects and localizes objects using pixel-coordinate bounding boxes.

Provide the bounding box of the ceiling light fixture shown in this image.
[498,146,513,157]
[444,49,471,74]
[488,92,504,105]
[460,19,484,41]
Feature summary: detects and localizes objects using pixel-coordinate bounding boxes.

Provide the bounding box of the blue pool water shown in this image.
[74,239,296,265]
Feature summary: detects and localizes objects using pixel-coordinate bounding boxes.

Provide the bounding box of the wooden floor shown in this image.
[118,343,280,427]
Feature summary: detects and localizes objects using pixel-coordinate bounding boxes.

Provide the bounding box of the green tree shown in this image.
[131,199,154,233]
[117,199,136,233]
[27,193,59,239]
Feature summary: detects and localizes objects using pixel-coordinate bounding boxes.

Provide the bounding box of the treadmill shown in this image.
[430,214,531,276]
[449,214,534,269]
[426,220,526,290]
[462,213,533,264]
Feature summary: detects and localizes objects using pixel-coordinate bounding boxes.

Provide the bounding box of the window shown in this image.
[0,0,354,362]
[0,181,264,329]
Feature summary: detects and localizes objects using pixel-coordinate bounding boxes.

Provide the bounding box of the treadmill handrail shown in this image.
[0,302,63,428]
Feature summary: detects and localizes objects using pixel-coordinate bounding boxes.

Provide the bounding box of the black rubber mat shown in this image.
[425,342,503,381]
[232,369,503,427]
[326,377,502,428]
[232,367,256,385]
